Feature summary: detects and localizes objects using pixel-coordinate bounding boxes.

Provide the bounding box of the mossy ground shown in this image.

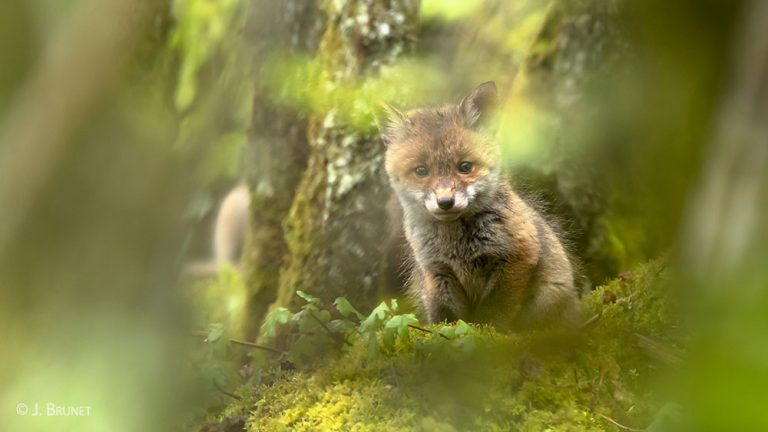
[205,259,679,431]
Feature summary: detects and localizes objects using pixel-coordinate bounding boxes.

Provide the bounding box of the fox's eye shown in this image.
[414,165,429,177]
[458,161,473,173]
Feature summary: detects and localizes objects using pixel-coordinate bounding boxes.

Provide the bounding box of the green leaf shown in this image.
[455,320,473,336]
[438,325,456,339]
[327,319,356,334]
[296,290,320,304]
[334,297,365,320]
[290,309,305,323]
[359,301,391,333]
[316,309,332,323]
[261,307,292,340]
[385,314,419,344]
[207,323,224,342]
[296,310,322,334]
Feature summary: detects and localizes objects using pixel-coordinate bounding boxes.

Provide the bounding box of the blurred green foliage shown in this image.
[263,54,446,133]
[421,0,483,22]
[2,0,766,430]
[171,0,242,112]
[170,0,252,225]
[189,265,249,339]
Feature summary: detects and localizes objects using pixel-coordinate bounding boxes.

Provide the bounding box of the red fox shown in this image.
[382,82,580,330]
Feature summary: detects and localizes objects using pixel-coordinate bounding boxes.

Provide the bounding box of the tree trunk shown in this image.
[273,0,419,313]
[676,2,768,429]
[241,0,323,339]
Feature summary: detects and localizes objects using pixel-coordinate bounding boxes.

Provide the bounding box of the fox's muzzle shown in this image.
[425,179,469,220]
[434,184,455,210]
[436,196,455,210]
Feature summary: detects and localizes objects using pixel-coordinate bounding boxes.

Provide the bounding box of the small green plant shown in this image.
[191,259,685,431]
[260,292,482,368]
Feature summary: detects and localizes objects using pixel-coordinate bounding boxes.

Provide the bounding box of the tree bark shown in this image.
[273,0,419,313]
[241,0,323,339]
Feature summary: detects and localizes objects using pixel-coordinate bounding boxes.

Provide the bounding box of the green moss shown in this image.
[273,151,328,312]
[233,259,678,431]
[242,191,290,338]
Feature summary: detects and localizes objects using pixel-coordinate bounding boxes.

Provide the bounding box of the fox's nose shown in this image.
[437,196,455,210]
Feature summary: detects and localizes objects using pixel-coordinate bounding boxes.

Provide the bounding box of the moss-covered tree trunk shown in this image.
[241,0,323,339]
[273,0,419,313]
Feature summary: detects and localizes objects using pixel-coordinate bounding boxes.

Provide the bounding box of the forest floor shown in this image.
[196,259,681,432]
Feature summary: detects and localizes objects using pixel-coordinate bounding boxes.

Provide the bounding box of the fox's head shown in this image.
[382,82,500,222]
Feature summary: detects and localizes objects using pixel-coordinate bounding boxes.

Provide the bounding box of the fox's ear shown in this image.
[379,102,408,146]
[459,81,498,130]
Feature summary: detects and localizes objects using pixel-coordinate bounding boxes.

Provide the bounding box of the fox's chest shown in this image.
[410,212,511,292]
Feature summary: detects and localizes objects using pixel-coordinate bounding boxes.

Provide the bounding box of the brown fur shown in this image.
[383,82,580,330]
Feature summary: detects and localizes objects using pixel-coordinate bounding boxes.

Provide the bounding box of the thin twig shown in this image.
[212,379,242,401]
[407,324,432,333]
[309,312,353,347]
[598,413,643,432]
[407,324,450,339]
[228,338,284,354]
[193,331,283,354]
[579,313,601,329]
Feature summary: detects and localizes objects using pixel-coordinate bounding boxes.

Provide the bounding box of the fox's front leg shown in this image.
[422,264,468,324]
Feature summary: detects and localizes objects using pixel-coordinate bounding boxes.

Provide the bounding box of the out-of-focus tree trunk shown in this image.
[510,2,625,286]
[681,0,768,279]
[273,0,419,313]
[241,0,323,339]
[677,2,768,429]
[0,2,196,430]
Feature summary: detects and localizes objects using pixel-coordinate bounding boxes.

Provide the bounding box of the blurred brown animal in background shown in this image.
[212,182,250,267]
[183,182,250,279]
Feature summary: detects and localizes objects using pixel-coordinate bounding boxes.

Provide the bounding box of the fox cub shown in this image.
[382,82,580,330]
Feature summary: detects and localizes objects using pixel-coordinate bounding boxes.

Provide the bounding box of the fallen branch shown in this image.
[193,331,283,354]
[212,379,242,401]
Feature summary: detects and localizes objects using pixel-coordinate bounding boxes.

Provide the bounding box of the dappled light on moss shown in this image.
[261,54,447,133]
